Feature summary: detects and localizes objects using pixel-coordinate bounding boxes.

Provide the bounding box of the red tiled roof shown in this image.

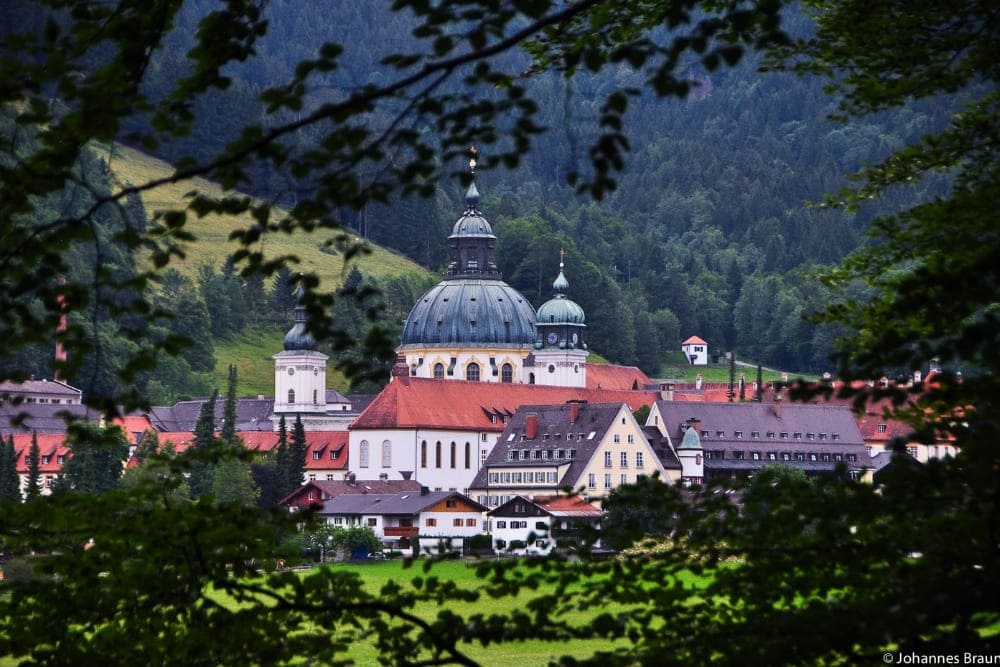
[586,364,652,391]
[112,415,154,442]
[304,433,349,471]
[534,495,602,516]
[682,336,707,345]
[350,377,656,431]
[11,434,70,474]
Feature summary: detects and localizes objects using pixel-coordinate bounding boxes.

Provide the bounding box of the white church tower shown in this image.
[530,252,588,388]
[272,286,330,429]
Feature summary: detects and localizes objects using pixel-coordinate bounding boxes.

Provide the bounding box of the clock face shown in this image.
[546,332,558,345]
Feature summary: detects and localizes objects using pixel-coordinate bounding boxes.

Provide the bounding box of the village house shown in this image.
[487,494,603,555]
[467,401,669,508]
[315,488,486,554]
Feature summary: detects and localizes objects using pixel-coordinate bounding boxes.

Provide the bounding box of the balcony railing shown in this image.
[383,526,419,538]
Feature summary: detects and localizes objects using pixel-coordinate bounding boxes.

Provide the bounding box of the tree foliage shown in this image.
[0,0,997,664]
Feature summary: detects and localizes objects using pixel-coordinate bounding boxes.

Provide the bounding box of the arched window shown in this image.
[420,440,427,468]
[450,442,456,468]
[433,363,444,379]
[288,389,295,404]
[464,442,471,469]
[382,440,392,467]
[501,363,513,383]
[466,362,480,382]
[435,441,442,468]
[359,440,370,468]
[528,373,535,385]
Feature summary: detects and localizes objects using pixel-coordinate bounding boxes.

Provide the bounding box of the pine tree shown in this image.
[220,365,238,446]
[288,414,308,494]
[134,430,160,464]
[274,414,292,500]
[755,364,764,402]
[0,435,22,502]
[62,425,129,494]
[25,432,41,501]
[727,352,737,402]
[189,390,218,498]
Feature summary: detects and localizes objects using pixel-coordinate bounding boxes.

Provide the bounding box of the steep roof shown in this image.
[11,434,71,474]
[351,377,655,432]
[469,402,631,490]
[145,397,276,433]
[0,402,97,436]
[586,364,652,391]
[654,401,871,471]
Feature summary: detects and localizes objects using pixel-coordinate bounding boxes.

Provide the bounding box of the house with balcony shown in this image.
[316,488,486,553]
[488,494,603,555]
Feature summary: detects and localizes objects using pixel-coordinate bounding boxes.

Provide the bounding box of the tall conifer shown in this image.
[25,432,41,501]
[220,365,239,446]
[189,390,218,498]
[0,435,21,501]
[288,415,308,493]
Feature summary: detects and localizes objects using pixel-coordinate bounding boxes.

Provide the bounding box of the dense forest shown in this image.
[1,0,955,398]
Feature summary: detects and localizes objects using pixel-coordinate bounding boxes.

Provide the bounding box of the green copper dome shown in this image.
[537,270,585,325]
[678,425,702,450]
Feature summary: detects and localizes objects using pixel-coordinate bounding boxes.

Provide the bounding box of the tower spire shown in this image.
[464,146,480,213]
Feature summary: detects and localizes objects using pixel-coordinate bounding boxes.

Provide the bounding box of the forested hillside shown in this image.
[1,0,954,381]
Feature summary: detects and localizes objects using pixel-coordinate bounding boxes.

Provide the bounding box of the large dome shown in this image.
[400,279,537,347]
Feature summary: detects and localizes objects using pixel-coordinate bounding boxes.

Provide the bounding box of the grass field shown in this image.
[103,143,431,293]
[213,325,359,396]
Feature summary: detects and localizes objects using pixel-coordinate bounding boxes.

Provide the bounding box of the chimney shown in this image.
[391,353,410,385]
[399,470,413,480]
[773,391,782,420]
[526,413,538,440]
[568,401,580,424]
[695,373,703,390]
[420,485,429,496]
[347,471,356,486]
[689,417,701,433]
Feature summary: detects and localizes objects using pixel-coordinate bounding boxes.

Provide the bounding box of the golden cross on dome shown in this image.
[560,247,565,269]
[469,146,478,173]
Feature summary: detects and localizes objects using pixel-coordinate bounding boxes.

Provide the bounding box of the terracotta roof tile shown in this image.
[586,364,652,391]
[351,377,655,432]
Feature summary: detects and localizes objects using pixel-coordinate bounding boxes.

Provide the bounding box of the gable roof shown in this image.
[533,494,604,518]
[351,377,655,432]
[279,478,423,507]
[11,434,71,474]
[0,402,98,436]
[319,490,485,516]
[145,397,276,433]
[469,402,634,490]
[653,401,871,471]
[586,364,652,391]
